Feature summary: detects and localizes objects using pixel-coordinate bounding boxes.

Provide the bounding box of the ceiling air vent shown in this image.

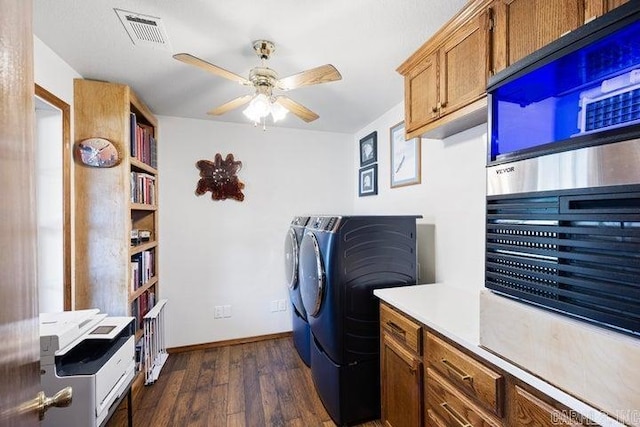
[115,9,171,51]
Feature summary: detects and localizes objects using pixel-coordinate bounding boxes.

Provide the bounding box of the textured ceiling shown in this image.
[33,0,467,133]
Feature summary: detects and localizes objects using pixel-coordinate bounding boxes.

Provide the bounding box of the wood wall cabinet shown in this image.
[399,0,630,140]
[379,303,601,427]
[491,0,585,73]
[584,0,629,23]
[398,0,492,139]
[380,304,423,427]
[74,79,159,345]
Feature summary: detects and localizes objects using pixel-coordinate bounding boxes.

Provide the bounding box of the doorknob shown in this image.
[19,387,73,420]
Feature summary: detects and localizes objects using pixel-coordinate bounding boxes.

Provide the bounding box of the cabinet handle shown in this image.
[440,101,447,108]
[386,321,406,338]
[440,402,472,427]
[441,358,472,383]
[431,106,438,113]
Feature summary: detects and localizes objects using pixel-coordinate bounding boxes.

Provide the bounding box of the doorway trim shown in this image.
[34,84,71,311]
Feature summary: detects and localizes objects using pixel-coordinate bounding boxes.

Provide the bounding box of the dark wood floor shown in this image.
[106,337,383,427]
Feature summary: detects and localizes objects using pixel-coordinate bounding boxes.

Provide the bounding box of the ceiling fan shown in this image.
[173,40,342,124]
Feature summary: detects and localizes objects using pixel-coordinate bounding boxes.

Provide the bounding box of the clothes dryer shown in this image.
[284,216,311,366]
[299,215,419,425]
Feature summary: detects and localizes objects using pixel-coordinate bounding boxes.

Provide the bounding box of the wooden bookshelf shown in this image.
[74,78,160,387]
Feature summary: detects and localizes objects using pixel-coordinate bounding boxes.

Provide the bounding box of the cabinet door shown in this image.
[405,52,439,133]
[439,9,490,117]
[584,0,629,22]
[381,332,423,427]
[492,0,584,72]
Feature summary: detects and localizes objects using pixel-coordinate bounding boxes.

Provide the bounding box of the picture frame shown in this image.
[390,121,421,188]
[358,164,378,197]
[359,131,377,166]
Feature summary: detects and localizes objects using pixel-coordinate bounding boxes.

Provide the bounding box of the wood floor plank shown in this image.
[286,367,323,425]
[227,344,245,415]
[259,373,285,426]
[168,390,194,426]
[207,383,228,427]
[213,344,230,386]
[227,411,246,427]
[148,369,186,427]
[242,343,266,427]
[272,369,300,421]
[179,350,205,393]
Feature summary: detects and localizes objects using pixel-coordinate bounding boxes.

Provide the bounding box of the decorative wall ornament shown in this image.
[195,153,245,201]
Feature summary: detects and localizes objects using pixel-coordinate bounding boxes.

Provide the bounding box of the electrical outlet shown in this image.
[270,300,278,312]
[277,299,286,311]
[223,305,232,318]
[214,305,223,319]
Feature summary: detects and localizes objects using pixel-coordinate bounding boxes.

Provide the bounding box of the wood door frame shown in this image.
[34,84,72,311]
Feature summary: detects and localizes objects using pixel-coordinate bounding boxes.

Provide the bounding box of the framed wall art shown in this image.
[390,121,421,188]
[359,131,377,166]
[358,164,378,197]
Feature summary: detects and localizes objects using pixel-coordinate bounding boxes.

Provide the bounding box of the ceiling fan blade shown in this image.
[275,96,319,123]
[276,64,342,91]
[173,53,251,86]
[207,95,254,116]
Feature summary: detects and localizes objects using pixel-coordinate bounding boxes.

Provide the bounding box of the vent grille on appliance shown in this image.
[485,187,640,336]
[115,9,171,51]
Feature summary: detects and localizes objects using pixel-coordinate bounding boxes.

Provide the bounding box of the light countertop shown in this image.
[374,283,625,427]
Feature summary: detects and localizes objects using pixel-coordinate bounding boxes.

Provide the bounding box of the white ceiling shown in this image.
[33,0,467,133]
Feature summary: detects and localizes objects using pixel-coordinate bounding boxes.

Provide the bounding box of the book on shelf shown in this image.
[130,171,156,205]
[130,248,155,291]
[129,117,157,168]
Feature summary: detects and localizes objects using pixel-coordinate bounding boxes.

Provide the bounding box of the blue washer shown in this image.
[284,216,311,366]
[299,215,420,425]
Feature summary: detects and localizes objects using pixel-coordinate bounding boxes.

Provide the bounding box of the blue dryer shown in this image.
[299,215,419,426]
[284,216,311,366]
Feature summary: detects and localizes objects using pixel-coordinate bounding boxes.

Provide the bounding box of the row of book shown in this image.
[130,112,158,168]
[130,172,156,205]
[131,249,155,292]
[131,289,156,330]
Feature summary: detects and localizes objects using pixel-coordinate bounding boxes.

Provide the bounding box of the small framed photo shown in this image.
[359,164,378,197]
[390,121,421,188]
[359,131,377,166]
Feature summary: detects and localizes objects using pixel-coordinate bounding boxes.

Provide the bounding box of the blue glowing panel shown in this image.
[490,18,640,163]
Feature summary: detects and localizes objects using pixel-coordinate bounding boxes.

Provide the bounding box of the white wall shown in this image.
[353,102,487,290]
[34,36,80,105]
[158,116,353,348]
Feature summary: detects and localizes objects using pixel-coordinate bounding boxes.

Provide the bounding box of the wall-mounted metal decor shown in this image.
[195,153,245,201]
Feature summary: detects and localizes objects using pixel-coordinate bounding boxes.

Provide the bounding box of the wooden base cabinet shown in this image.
[381,333,423,427]
[380,304,423,427]
[379,303,602,427]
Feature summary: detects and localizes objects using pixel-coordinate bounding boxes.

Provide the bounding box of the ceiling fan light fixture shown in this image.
[242,94,288,124]
[270,101,288,122]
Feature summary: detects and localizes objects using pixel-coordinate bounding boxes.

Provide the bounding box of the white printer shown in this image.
[40,309,136,427]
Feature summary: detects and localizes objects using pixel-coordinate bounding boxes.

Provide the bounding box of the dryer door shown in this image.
[299,232,325,317]
[284,228,299,290]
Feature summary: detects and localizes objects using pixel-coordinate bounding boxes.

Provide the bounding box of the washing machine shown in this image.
[299,215,419,426]
[284,216,311,366]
